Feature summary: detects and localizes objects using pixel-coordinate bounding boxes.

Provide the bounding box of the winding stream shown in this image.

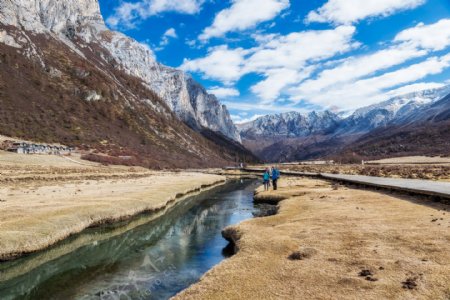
[0,179,261,300]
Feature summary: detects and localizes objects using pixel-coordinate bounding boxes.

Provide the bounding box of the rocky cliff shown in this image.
[0,0,240,142]
[0,0,255,167]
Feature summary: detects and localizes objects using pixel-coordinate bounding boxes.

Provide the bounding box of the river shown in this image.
[0,179,262,300]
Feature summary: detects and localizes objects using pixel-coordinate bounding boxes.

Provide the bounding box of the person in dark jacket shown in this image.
[271,166,280,190]
[263,168,271,191]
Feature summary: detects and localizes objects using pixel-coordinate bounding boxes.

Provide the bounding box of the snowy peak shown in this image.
[344,85,450,132]
[239,85,450,141]
[238,111,341,139]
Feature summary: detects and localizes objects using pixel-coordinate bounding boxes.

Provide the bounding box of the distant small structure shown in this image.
[6,141,73,155]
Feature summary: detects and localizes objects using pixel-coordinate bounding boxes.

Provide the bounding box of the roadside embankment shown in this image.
[175,177,450,299]
[0,152,226,261]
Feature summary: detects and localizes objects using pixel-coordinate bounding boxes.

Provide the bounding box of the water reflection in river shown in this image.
[0,179,260,300]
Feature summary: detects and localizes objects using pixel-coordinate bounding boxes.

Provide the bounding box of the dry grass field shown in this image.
[271,163,450,182]
[0,151,225,261]
[175,177,450,300]
[367,156,450,165]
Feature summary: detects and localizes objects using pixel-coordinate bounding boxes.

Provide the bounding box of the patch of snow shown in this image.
[85,91,101,101]
[0,30,22,48]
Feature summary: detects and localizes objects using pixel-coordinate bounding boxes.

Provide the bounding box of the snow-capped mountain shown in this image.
[239,85,450,140]
[0,0,240,142]
[340,85,450,133]
[238,111,341,139]
[239,86,450,162]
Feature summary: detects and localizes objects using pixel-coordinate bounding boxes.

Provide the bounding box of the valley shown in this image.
[1,0,450,299]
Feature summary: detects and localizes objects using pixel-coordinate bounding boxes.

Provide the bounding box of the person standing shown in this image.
[263,168,271,191]
[271,166,280,190]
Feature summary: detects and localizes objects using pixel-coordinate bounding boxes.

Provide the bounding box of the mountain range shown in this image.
[0,0,256,168]
[238,85,450,162]
[1,0,449,167]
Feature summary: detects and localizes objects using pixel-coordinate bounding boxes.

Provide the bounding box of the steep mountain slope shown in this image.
[0,0,240,142]
[338,86,450,134]
[239,86,450,162]
[237,111,341,160]
[0,0,256,167]
[345,93,450,159]
[238,111,340,139]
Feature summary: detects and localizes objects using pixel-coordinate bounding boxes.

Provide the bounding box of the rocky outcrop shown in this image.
[0,0,240,142]
[238,111,341,139]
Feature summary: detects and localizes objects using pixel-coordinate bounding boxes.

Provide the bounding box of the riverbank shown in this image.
[175,177,450,299]
[0,151,225,261]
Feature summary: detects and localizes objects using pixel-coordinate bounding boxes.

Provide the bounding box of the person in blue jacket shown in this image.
[263,168,271,191]
[271,166,280,190]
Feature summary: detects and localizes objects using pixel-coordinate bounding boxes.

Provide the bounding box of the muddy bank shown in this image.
[0,171,225,261]
[174,177,450,299]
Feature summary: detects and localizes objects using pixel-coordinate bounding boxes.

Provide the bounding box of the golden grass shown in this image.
[367,156,450,165]
[0,152,225,261]
[175,177,450,300]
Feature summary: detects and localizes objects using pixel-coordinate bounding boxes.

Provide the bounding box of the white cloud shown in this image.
[245,26,357,73]
[180,46,249,83]
[163,28,178,39]
[199,0,290,40]
[207,86,240,98]
[290,19,450,110]
[182,26,357,99]
[155,28,179,50]
[306,0,425,24]
[107,0,204,29]
[224,101,306,114]
[290,54,450,110]
[296,45,427,96]
[395,19,450,51]
[385,82,446,97]
[251,68,312,102]
[232,114,265,124]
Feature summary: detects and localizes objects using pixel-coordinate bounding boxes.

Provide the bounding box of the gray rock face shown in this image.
[0,0,241,142]
[238,111,341,139]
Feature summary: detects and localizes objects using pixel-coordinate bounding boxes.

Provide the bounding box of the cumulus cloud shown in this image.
[207,86,240,98]
[199,0,290,40]
[306,0,425,24]
[155,28,178,50]
[245,26,358,73]
[180,46,249,83]
[107,0,204,29]
[295,45,427,97]
[395,19,450,51]
[163,28,178,39]
[250,68,313,102]
[289,19,450,110]
[182,26,357,98]
[290,54,450,109]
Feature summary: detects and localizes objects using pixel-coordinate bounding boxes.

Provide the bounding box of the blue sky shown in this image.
[98,0,450,123]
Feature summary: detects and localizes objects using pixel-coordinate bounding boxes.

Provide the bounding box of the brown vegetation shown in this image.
[175,177,450,300]
[0,151,225,261]
[0,25,257,169]
[277,164,450,181]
